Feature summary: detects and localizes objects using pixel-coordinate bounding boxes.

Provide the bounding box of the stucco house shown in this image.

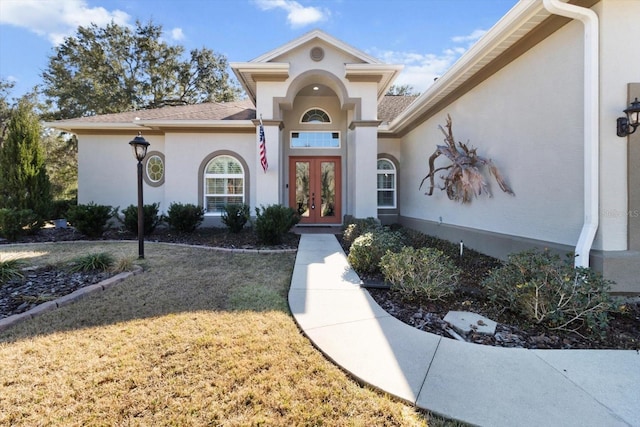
[47,0,639,293]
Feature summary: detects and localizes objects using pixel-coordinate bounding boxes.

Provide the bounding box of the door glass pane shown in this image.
[320,161,336,217]
[295,161,310,218]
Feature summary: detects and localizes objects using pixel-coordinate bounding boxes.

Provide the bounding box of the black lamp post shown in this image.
[129,132,150,259]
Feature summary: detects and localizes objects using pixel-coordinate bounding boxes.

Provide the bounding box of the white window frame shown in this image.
[290,131,341,149]
[300,108,331,123]
[203,155,245,216]
[377,158,397,209]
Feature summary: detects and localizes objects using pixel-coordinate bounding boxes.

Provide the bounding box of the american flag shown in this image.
[259,121,268,173]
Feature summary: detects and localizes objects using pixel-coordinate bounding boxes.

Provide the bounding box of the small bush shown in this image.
[121,203,162,236]
[0,208,38,241]
[0,256,24,285]
[347,229,404,275]
[166,203,205,233]
[342,217,381,248]
[66,202,116,238]
[112,256,134,273]
[380,247,459,301]
[51,198,76,220]
[69,252,114,272]
[482,249,614,336]
[254,205,300,245]
[221,203,250,233]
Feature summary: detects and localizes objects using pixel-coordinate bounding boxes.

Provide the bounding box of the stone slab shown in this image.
[443,311,497,336]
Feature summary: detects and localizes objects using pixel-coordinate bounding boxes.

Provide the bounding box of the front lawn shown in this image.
[0,242,438,426]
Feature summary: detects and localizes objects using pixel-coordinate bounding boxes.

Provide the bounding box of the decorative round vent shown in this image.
[310,46,324,62]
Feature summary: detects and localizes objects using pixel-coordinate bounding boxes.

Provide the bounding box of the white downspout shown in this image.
[542,0,599,268]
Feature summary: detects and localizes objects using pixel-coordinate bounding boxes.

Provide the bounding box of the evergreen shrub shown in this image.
[482,249,614,336]
[166,202,205,233]
[66,202,116,238]
[347,229,404,275]
[0,208,38,241]
[221,203,250,233]
[380,246,460,301]
[121,203,162,235]
[254,205,300,245]
[341,217,381,248]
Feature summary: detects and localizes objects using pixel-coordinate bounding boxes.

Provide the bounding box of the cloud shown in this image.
[452,29,486,44]
[252,0,329,28]
[171,27,185,41]
[370,28,489,93]
[0,0,130,45]
[370,48,461,93]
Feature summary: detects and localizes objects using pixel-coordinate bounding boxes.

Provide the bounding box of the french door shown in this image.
[289,157,341,224]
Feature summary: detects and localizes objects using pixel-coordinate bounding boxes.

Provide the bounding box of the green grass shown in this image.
[0,241,463,426]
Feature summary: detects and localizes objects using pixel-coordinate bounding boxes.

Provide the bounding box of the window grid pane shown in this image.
[204,155,245,214]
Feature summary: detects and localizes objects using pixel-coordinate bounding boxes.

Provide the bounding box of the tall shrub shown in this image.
[0,100,52,228]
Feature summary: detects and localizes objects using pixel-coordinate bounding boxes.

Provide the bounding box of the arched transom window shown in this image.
[301,108,331,123]
[377,158,396,208]
[204,155,244,214]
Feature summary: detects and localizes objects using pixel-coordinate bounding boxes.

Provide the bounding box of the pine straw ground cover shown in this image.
[0,242,451,426]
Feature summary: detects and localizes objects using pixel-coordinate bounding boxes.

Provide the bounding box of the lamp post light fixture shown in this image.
[129,132,150,259]
[616,97,640,137]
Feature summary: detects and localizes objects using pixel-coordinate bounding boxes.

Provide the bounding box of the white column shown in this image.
[349,121,381,218]
[254,120,281,209]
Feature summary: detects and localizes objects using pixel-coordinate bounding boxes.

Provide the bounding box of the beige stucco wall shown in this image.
[594,0,640,251]
[77,134,166,213]
[163,132,255,217]
[399,20,585,248]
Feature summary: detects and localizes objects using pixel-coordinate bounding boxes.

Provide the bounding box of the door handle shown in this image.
[311,192,315,210]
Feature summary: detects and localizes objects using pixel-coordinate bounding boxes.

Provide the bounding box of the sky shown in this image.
[0,0,519,101]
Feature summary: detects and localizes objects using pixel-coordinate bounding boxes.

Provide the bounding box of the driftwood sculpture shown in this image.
[419,115,514,203]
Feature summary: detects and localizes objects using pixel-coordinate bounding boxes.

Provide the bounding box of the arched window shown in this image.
[377,158,396,208]
[301,108,331,123]
[203,155,245,214]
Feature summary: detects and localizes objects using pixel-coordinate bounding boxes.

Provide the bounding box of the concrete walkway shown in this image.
[288,234,640,427]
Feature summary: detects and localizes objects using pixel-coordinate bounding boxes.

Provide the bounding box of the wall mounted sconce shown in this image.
[617,97,640,137]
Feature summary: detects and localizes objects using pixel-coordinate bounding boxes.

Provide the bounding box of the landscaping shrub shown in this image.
[166,202,204,233]
[347,229,404,275]
[69,252,114,273]
[380,246,460,301]
[342,217,381,248]
[254,204,300,245]
[66,202,116,238]
[0,256,24,285]
[0,208,38,241]
[482,249,614,336]
[121,203,162,236]
[221,203,250,233]
[51,198,76,220]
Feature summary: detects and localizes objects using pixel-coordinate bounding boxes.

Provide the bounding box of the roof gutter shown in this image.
[542,0,599,268]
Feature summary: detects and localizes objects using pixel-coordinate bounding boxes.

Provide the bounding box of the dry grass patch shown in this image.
[0,242,434,426]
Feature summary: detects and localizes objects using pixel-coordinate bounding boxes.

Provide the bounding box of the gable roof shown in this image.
[231,29,403,104]
[250,29,382,64]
